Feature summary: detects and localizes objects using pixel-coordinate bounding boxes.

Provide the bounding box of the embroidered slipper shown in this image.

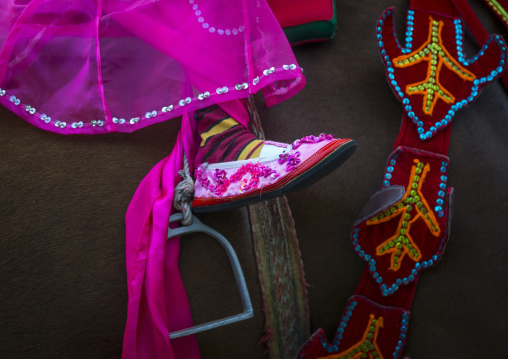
[192,134,356,213]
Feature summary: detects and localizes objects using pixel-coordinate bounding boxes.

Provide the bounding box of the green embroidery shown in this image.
[367,160,440,271]
[319,315,384,359]
[393,17,476,115]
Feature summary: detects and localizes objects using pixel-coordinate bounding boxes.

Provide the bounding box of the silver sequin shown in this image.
[216,86,229,95]
[41,114,51,123]
[235,83,248,90]
[10,96,20,105]
[262,67,275,76]
[25,105,36,114]
[55,121,66,128]
[113,117,126,124]
[198,91,210,100]
[145,110,157,118]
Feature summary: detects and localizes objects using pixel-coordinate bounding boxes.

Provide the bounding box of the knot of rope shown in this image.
[173,155,194,225]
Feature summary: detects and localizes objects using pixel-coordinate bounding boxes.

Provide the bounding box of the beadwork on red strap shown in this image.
[297,1,507,357]
[378,7,506,140]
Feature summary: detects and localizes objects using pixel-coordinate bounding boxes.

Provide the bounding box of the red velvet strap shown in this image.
[450,0,488,43]
[480,0,508,28]
[266,0,334,28]
[450,0,508,90]
[393,113,452,156]
[297,1,506,357]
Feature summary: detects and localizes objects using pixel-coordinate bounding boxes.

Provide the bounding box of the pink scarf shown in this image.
[122,100,250,359]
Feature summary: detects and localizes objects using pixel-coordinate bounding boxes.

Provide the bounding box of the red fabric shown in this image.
[297,0,507,357]
[353,147,452,293]
[456,0,508,90]
[266,0,334,28]
[298,296,410,358]
[194,104,259,164]
[122,100,250,359]
[394,113,452,154]
[379,5,506,140]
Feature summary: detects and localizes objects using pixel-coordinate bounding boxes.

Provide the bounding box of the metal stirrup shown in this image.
[167,214,254,339]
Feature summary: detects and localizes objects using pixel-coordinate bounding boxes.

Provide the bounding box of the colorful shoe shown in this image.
[192,134,356,212]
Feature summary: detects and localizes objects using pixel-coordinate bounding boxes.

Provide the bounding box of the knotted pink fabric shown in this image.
[0,1,305,358]
[123,100,252,359]
[0,0,304,134]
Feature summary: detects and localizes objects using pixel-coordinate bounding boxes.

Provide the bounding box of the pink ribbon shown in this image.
[122,100,250,359]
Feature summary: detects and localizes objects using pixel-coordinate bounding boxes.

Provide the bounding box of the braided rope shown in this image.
[173,155,194,225]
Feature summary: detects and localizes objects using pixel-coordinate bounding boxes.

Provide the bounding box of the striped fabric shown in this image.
[195,105,264,164]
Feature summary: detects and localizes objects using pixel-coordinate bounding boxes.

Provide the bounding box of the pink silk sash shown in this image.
[0,2,304,357]
[0,0,304,134]
[123,100,250,359]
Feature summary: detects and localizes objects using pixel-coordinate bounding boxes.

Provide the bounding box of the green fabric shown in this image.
[282,0,337,45]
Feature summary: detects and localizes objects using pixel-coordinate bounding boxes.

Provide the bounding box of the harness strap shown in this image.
[297,1,506,357]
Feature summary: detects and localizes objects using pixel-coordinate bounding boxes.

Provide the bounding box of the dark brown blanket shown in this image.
[1,1,507,358]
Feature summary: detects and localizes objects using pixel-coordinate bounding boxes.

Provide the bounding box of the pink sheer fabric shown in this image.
[1,1,305,358]
[123,111,200,359]
[0,0,304,134]
[124,100,250,359]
